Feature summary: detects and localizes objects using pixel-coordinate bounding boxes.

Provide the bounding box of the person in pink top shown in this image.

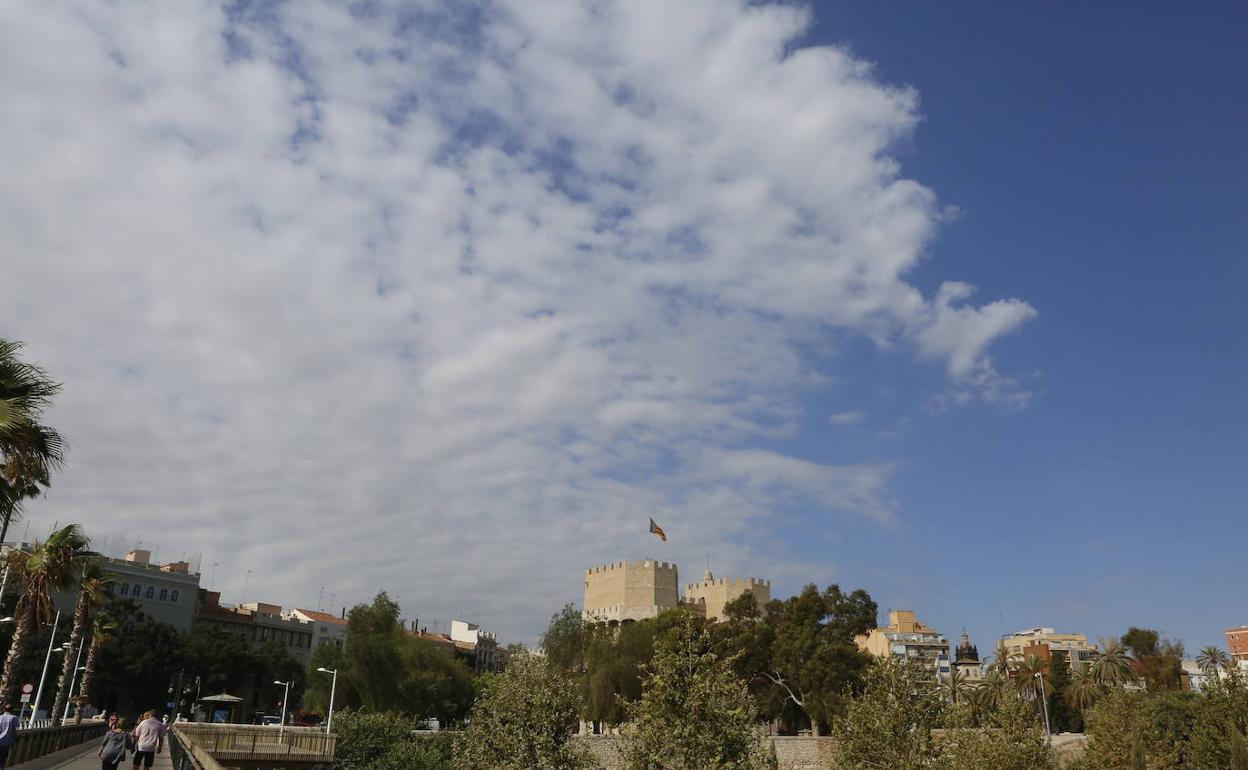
[130,711,163,769]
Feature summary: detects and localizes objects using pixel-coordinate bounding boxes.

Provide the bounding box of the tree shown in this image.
[1090,638,1136,688]
[582,619,653,726]
[1046,651,1081,733]
[1014,654,1051,704]
[455,652,592,770]
[344,592,405,711]
[943,666,968,705]
[77,612,118,720]
[934,696,1053,770]
[754,584,877,735]
[305,642,351,715]
[975,669,1014,713]
[831,657,944,770]
[541,604,590,676]
[621,615,776,770]
[52,558,110,724]
[1065,661,1102,712]
[89,600,184,715]
[1195,646,1230,679]
[0,340,65,545]
[0,524,93,702]
[396,636,475,724]
[1137,639,1184,693]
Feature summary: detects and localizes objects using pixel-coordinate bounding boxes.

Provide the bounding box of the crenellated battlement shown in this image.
[586,560,678,576]
[685,576,771,592]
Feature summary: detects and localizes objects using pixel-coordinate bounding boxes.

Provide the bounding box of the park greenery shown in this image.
[304,592,476,723]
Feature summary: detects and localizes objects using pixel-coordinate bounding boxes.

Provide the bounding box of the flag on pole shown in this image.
[648,517,667,542]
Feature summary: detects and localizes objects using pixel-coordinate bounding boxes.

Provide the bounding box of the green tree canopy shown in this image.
[456,653,591,770]
[622,614,776,770]
[754,583,877,734]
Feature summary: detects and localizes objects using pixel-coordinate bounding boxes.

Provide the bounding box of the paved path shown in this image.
[19,745,174,770]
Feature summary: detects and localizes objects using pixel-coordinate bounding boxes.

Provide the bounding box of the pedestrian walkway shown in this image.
[17,744,173,770]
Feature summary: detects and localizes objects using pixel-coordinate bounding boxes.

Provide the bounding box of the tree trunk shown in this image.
[75,637,100,724]
[0,609,33,704]
[52,589,89,725]
[811,720,822,737]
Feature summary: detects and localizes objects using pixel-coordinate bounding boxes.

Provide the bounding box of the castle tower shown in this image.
[954,628,984,682]
[583,560,679,624]
[683,570,771,622]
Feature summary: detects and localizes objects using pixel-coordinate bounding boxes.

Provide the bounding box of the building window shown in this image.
[120,583,130,597]
[146,587,155,599]
[170,590,179,603]
[132,584,142,599]
[159,588,168,602]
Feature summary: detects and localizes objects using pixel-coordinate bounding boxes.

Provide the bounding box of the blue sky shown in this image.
[0,0,1243,649]
[787,0,1248,651]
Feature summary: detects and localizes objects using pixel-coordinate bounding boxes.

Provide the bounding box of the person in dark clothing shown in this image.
[99,717,131,770]
[0,703,19,770]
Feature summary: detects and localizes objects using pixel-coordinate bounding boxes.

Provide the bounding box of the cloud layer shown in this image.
[0,0,1033,640]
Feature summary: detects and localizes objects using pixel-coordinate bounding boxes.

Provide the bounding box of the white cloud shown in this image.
[0,0,1033,641]
[828,411,866,426]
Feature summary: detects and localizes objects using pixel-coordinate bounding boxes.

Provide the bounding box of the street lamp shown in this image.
[273,680,291,739]
[62,638,87,723]
[315,667,338,734]
[27,610,61,728]
[1036,670,1051,736]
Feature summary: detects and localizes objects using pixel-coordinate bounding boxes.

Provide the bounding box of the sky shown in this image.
[1,0,1244,651]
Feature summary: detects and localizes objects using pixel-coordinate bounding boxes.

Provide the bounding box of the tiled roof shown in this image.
[294,608,348,625]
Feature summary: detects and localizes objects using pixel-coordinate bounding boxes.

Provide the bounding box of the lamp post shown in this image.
[315,667,338,734]
[1036,670,1051,736]
[62,635,87,723]
[28,610,62,727]
[273,680,291,739]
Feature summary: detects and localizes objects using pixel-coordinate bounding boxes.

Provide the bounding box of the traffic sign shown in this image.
[19,694,29,703]
[20,683,33,695]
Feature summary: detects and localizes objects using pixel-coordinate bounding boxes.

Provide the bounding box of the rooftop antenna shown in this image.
[318,586,325,612]
[210,563,219,590]
[243,569,253,597]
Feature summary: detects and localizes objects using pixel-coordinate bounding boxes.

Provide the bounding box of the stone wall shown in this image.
[574,733,1085,769]
[583,561,679,623]
[574,735,837,770]
[684,576,771,621]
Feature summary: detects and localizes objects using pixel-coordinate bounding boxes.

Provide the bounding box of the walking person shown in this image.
[0,703,19,769]
[98,717,130,770]
[131,711,163,769]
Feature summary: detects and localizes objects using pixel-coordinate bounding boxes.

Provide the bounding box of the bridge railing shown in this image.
[8,721,107,766]
[172,723,335,766]
[169,727,225,770]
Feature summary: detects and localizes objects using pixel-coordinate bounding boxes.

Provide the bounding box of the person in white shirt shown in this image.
[130,711,164,769]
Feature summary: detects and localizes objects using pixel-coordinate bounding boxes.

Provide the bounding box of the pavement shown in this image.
[17,743,174,770]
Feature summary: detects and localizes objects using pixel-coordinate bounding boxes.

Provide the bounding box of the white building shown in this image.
[288,608,348,650]
[451,620,500,673]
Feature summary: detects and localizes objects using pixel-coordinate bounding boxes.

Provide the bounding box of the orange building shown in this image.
[1226,626,1248,661]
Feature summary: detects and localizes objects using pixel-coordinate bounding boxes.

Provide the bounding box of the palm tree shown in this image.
[964,682,991,725]
[943,666,967,704]
[1065,662,1102,711]
[0,340,65,545]
[0,524,93,702]
[992,640,1014,676]
[1090,638,1136,688]
[1015,654,1052,702]
[977,668,1014,712]
[75,612,119,723]
[52,558,110,725]
[1196,646,1230,678]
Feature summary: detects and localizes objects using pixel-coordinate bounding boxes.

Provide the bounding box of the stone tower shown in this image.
[583,560,679,624]
[683,568,771,622]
